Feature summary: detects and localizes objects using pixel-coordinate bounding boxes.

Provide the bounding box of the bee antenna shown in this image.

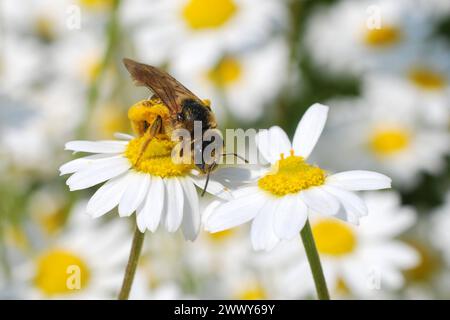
[221,153,249,163]
[200,162,216,197]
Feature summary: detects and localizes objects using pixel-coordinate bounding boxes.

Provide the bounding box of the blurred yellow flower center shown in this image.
[37,209,66,235]
[409,67,446,91]
[312,219,356,256]
[369,128,410,156]
[125,137,193,177]
[93,105,129,139]
[34,249,90,296]
[182,0,237,30]
[364,25,402,48]
[258,152,326,196]
[235,283,267,300]
[36,16,55,42]
[207,229,236,243]
[79,0,113,10]
[81,56,102,84]
[208,57,242,87]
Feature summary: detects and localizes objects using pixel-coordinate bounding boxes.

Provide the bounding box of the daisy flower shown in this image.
[314,87,450,189]
[121,0,287,66]
[278,191,419,299]
[205,103,392,251]
[304,0,430,76]
[60,98,246,240]
[15,202,131,299]
[170,38,289,122]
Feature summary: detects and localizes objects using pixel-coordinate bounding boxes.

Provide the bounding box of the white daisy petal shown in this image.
[322,185,368,223]
[65,140,127,153]
[86,173,130,218]
[274,195,308,240]
[256,126,291,164]
[66,157,131,191]
[114,132,135,140]
[292,103,329,158]
[300,186,340,216]
[268,126,292,159]
[180,178,200,241]
[251,199,280,251]
[118,172,151,217]
[190,176,232,200]
[59,154,115,175]
[326,170,392,191]
[205,189,266,232]
[136,176,165,233]
[165,178,184,232]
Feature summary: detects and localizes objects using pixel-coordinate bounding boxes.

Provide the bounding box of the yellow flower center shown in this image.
[125,137,193,177]
[369,128,410,156]
[182,0,237,30]
[258,152,326,197]
[207,57,242,87]
[34,249,90,296]
[235,283,267,300]
[312,219,357,256]
[409,67,447,91]
[364,25,402,48]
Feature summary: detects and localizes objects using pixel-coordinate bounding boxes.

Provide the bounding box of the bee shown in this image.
[123,58,225,194]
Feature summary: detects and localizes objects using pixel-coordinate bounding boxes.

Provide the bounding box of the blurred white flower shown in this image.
[305,0,431,76]
[170,38,289,122]
[277,191,419,299]
[365,43,450,127]
[315,88,450,189]
[431,192,450,267]
[15,202,131,299]
[121,0,287,66]
[205,104,391,251]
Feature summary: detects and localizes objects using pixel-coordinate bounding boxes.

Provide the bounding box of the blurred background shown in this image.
[1,0,450,299]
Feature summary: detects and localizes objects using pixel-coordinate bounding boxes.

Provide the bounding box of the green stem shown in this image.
[118,226,145,300]
[300,219,330,300]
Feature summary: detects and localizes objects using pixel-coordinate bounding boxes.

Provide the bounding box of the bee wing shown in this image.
[123,58,202,115]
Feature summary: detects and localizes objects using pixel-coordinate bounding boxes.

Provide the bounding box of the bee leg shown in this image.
[135,116,162,166]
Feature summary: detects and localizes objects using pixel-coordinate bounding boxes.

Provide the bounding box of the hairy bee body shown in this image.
[123,58,220,174]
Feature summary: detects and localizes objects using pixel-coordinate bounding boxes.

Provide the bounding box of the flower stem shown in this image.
[300,219,330,300]
[118,226,145,300]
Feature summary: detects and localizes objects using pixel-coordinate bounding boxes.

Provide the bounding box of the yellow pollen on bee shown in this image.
[34,249,90,296]
[312,219,357,256]
[257,155,326,197]
[369,127,410,156]
[125,137,193,177]
[127,98,170,137]
[408,67,447,91]
[364,25,402,48]
[182,0,237,30]
[207,57,242,87]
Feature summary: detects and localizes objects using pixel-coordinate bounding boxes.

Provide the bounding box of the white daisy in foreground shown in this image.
[16,202,131,299]
[205,103,392,251]
[60,100,244,240]
[279,192,419,298]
